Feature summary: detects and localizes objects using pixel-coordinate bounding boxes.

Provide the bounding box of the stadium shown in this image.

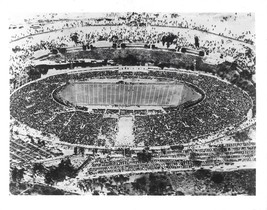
[10,65,252,148]
[9,13,256,195]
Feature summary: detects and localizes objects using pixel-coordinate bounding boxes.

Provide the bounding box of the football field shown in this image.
[59,81,200,107]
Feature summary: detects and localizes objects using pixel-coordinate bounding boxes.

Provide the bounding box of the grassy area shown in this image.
[168,169,256,195]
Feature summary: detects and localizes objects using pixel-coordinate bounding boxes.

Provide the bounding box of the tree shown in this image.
[189,151,197,161]
[132,176,148,193]
[193,160,202,167]
[70,33,79,44]
[190,64,195,71]
[233,131,250,142]
[148,174,171,195]
[137,150,152,162]
[58,48,67,54]
[161,33,178,48]
[11,167,24,183]
[74,147,78,155]
[176,191,185,195]
[93,148,97,155]
[44,158,77,185]
[33,163,45,176]
[27,66,41,80]
[17,168,25,182]
[113,175,129,186]
[107,191,117,195]
[82,45,87,51]
[194,169,211,180]
[124,148,132,157]
[51,49,58,54]
[45,171,55,185]
[161,148,167,154]
[80,147,85,156]
[216,144,227,154]
[41,140,46,147]
[211,173,224,184]
[11,167,18,182]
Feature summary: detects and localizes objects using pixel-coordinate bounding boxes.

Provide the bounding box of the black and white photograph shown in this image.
[8,11,258,196]
[3,0,267,208]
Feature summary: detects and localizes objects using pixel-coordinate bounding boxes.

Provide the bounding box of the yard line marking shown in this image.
[92,83,95,105]
[163,85,170,105]
[106,84,111,105]
[123,84,126,105]
[88,84,90,104]
[178,85,184,105]
[134,85,139,105]
[143,84,148,105]
[118,84,121,105]
[83,84,85,104]
[88,84,91,104]
[75,84,78,104]
[140,84,145,105]
[112,84,115,105]
[96,83,98,104]
[102,83,104,105]
[124,84,126,105]
[130,84,135,105]
[96,83,98,105]
[98,83,101,104]
[81,84,83,104]
[152,85,157,105]
[79,84,82,104]
[86,84,88,104]
[109,84,111,105]
[128,84,132,105]
[168,86,173,105]
[103,83,106,105]
[148,84,153,104]
[116,84,119,105]
[120,84,122,105]
[169,85,175,105]
[126,84,130,105]
[95,83,97,105]
[98,83,101,105]
[106,84,109,105]
[87,84,91,104]
[156,86,161,105]
[136,84,140,105]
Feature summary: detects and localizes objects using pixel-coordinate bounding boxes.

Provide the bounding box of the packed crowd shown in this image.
[10,69,252,147]
[10,72,118,147]
[133,70,252,146]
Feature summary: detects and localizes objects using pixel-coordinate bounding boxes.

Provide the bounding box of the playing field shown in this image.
[59,81,201,107]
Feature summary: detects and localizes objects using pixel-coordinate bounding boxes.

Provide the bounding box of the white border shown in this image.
[1,1,267,210]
